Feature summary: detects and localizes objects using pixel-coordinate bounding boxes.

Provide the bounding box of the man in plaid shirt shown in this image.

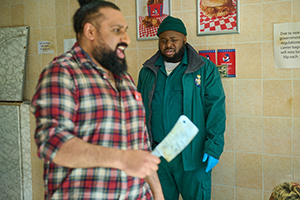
[30,1,163,199]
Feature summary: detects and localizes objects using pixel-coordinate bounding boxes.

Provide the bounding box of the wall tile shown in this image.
[264,191,272,200]
[27,28,40,56]
[172,0,181,12]
[0,0,10,6]
[263,80,292,117]
[138,39,159,49]
[294,118,300,157]
[235,80,262,116]
[211,185,235,200]
[294,80,300,117]
[40,0,55,27]
[294,156,300,183]
[263,117,292,155]
[262,2,292,41]
[26,81,39,101]
[207,34,234,45]
[182,0,195,11]
[69,0,79,24]
[126,17,137,49]
[42,54,56,68]
[41,27,56,47]
[26,55,42,82]
[222,79,234,116]
[235,43,262,79]
[137,47,158,70]
[236,117,263,153]
[224,116,234,151]
[262,42,292,79]
[294,69,300,79]
[263,155,293,191]
[56,25,70,55]
[0,6,10,27]
[24,2,40,29]
[294,0,300,21]
[212,152,235,186]
[10,0,24,5]
[69,25,76,39]
[234,4,261,43]
[236,188,263,200]
[236,153,262,189]
[181,11,199,45]
[125,48,138,82]
[117,0,135,18]
[207,44,235,53]
[11,4,24,26]
[240,0,262,5]
[55,0,69,26]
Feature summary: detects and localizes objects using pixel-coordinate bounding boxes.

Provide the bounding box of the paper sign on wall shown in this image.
[274,22,300,68]
[64,38,76,53]
[38,41,54,54]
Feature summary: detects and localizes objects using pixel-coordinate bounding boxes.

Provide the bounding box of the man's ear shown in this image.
[83,23,96,41]
[184,36,187,44]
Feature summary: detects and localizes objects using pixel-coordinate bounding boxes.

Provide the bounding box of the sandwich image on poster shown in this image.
[200,0,235,18]
[197,0,239,35]
[151,115,199,162]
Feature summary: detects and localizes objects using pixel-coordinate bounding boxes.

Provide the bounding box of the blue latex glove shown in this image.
[202,153,219,172]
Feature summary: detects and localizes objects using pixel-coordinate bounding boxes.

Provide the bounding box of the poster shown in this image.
[136,0,171,40]
[274,22,300,68]
[197,0,240,36]
[217,49,236,77]
[199,50,216,65]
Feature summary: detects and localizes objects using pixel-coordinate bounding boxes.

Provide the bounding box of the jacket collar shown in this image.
[143,43,205,75]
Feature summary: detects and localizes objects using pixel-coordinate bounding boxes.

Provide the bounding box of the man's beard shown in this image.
[92,42,128,76]
[159,43,186,63]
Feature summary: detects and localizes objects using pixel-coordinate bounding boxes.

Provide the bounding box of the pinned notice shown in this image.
[38,41,54,54]
[274,22,300,68]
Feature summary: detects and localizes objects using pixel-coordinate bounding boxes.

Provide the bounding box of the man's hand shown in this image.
[202,153,219,172]
[120,150,161,178]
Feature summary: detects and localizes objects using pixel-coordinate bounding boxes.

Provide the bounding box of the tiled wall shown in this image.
[1,0,299,199]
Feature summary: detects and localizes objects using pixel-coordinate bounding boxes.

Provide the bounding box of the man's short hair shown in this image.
[73,0,120,35]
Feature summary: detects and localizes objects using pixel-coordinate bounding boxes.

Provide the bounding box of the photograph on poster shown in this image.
[197,0,240,36]
[136,0,171,40]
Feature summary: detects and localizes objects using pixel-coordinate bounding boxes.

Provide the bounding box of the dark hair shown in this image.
[73,0,120,35]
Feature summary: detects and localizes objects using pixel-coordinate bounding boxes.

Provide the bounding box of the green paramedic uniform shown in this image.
[137,43,226,200]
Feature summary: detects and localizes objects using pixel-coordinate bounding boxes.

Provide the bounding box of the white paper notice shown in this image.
[64,38,76,53]
[274,22,300,68]
[38,41,54,54]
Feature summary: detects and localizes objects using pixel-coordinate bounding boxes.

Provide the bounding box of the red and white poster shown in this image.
[197,0,240,36]
[199,50,217,65]
[217,49,236,77]
[136,0,171,40]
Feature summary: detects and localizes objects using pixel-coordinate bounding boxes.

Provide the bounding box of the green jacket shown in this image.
[137,43,226,171]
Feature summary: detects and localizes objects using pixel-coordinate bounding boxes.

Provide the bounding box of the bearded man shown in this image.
[31,0,164,199]
[137,16,226,200]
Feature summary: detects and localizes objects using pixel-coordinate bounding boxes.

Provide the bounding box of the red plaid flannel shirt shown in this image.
[31,43,152,199]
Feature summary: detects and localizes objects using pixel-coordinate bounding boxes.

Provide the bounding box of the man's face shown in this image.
[92,8,131,75]
[158,30,186,63]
